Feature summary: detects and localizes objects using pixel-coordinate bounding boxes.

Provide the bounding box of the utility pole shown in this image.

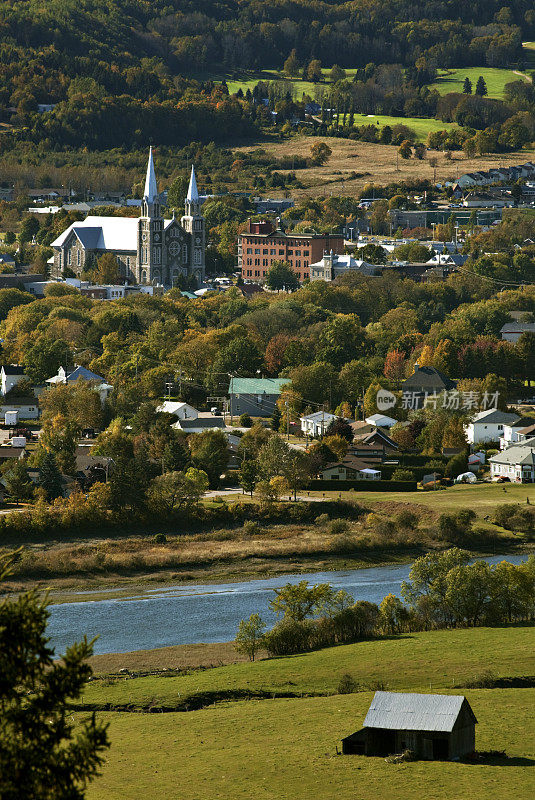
[285,400,290,441]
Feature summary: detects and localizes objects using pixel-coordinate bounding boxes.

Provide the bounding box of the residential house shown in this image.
[353,428,399,454]
[489,439,535,482]
[229,377,288,418]
[1,365,28,396]
[499,417,535,449]
[402,363,456,408]
[320,454,381,481]
[172,414,227,434]
[342,691,477,760]
[46,365,113,404]
[500,322,535,343]
[300,411,339,438]
[364,413,397,429]
[516,422,535,443]
[156,401,199,420]
[0,253,16,269]
[465,409,520,445]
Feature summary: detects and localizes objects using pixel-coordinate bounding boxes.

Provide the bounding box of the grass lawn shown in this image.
[430,67,529,98]
[81,626,534,708]
[189,67,359,98]
[87,690,535,800]
[344,113,456,140]
[308,482,535,517]
[522,42,535,69]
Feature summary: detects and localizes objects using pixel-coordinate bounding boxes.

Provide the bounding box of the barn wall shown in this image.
[450,725,475,758]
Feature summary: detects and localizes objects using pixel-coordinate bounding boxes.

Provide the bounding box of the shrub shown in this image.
[329,533,357,553]
[395,510,418,530]
[391,468,415,481]
[337,673,358,694]
[239,413,253,427]
[315,513,330,526]
[264,619,315,656]
[153,533,167,544]
[243,519,262,536]
[328,518,349,535]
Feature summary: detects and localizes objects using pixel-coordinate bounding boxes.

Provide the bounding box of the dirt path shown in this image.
[513,69,533,83]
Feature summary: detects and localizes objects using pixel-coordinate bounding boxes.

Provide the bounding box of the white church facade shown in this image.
[51,149,205,287]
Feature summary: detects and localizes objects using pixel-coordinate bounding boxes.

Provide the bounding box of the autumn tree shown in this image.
[306,59,322,82]
[92,253,122,284]
[310,141,332,166]
[283,49,299,77]
[384,349,406,380]
[265,261,299,291]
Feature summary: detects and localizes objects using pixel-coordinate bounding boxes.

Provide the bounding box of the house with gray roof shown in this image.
[229,377,288,418]
[489,438,535,482]
[465,408,520,445]
[500,321,535,343]
[342,691,477,760]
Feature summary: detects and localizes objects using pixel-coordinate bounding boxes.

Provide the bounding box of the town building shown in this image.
[238,220,344,283]
[499,417,535,449]
[309,252,376,281]
[342,691,477,760]
[489,439,535,482]
[50,151,205,287]
[228,377,287,418]
[465,408,520,445]
[156,401,199,420]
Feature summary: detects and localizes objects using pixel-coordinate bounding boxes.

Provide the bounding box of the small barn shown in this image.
[342,691,477,760]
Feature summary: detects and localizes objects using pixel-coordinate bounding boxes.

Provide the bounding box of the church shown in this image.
[51,149,205,287]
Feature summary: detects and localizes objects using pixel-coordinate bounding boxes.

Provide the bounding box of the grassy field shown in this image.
[234,136,535,197]
[81,626,534,706]
[308,482,535,516]
[430,67,529,98]
[189,67,359,98]
[523,42,535,69]
[343,113,456,140]
[84,626,535,800]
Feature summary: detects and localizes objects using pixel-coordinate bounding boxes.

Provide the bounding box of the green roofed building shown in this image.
[228,377,288,418]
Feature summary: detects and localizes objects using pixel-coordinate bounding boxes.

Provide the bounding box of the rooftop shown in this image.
[363,691,475,733]
[229,377,288,395]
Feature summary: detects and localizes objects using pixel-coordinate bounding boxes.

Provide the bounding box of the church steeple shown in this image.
[144,146,158,203]
[142,147,160,219]
[185,165,200,216]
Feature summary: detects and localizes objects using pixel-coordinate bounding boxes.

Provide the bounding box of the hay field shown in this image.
[234,136,535,197]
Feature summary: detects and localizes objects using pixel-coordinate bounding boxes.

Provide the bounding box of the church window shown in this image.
[194,250,201,265]
[182,245,187,260]
[68,251,72,265]
[194,219,202,231]
[153,247,161,264]
[141,270,147,282]
[126,257,130,268]
[169,241,180,256]
[77,251,81,266]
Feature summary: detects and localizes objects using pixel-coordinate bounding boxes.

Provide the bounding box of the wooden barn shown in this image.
[342,692,477,760]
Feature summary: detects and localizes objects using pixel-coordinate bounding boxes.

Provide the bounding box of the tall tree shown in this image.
[38,451,63,501]
[0,551,110,798]
[475,76,488,96]
[462,77,472,94]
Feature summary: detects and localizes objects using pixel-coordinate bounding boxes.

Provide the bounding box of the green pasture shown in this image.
[344,113,455,140]
[189,67,358,98]
[81,626,533,709]
[87,688,534,800]
[309,481,535,517]
[522,42,535,68]
[430,67,529,98]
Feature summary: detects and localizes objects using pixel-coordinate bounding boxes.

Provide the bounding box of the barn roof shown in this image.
[363,692,475,733]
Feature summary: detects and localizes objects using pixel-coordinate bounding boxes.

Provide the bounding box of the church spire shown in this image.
[143,146,158,202]
[186,165,199,203]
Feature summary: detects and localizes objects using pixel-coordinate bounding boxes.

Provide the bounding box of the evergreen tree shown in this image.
[0,551,110,798]
[271,405,282,431]
[38,451,63,501]
[3,460,33,506]
[283,49,299,77]
[475,76,488,96]
[462,77,472,94]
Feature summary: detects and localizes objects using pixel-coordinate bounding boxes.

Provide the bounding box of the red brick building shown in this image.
[238,220,345,283]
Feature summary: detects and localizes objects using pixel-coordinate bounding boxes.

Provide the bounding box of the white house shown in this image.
[489,439,535,482]
[365,413,397,429]
[499,417,535,449]
[1,365,28,397]
[157,401,198,420]
[46,365,113,405]
[300,411,339,438]
[0,401,39,420]
[172,414,226,434]
[464,409,520,445]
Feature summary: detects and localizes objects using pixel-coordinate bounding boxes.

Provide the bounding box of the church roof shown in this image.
[187,165,199,202]
[144,146,158,202]
[52,216,176,252]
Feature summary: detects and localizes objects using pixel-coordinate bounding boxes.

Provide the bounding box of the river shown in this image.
[47,554,529,656]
